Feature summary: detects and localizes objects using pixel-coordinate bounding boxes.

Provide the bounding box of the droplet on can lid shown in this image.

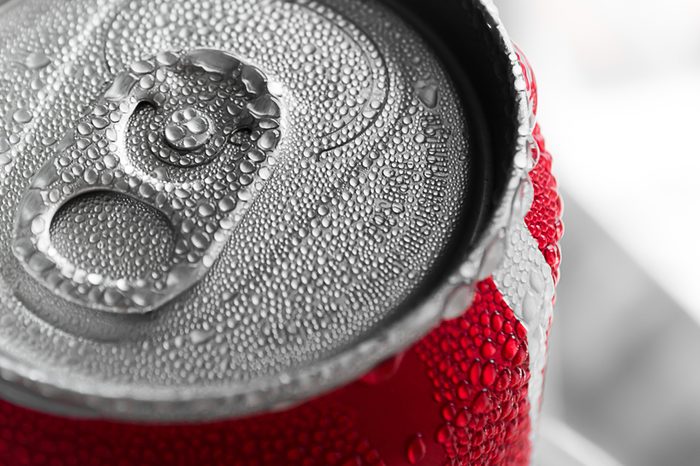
[25,52,51,70]
[12,109,32,124]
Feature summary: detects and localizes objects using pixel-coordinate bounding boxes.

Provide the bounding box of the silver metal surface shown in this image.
[0,0,532,420]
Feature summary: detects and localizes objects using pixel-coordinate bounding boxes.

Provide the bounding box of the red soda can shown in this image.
[0,0,562,464]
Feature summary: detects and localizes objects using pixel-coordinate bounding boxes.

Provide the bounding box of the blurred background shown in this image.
[494,1,700,465]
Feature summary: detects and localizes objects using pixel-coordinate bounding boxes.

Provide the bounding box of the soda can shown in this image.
[0,0,562,464]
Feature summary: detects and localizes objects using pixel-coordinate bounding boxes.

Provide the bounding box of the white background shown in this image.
[499,0,700,322]
[496,2,700,465]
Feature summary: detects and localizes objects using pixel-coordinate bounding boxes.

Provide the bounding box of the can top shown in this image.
[0,0,530,420]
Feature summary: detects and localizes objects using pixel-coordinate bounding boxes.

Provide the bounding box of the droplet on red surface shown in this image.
[503,337,519,360]
[441,403,456,422]
[406,433,427,464]
[472,391,491,414]
[361,353,405,385]
[481,362,497,387]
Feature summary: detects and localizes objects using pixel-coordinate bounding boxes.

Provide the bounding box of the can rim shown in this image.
[0,0,534,421]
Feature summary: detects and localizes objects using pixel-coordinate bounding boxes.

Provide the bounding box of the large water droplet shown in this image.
[406,433,427,464]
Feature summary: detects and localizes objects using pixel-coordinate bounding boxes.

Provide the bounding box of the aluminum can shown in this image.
[0,0,562,464]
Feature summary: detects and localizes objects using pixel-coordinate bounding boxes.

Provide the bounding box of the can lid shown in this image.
[0,0,530,420]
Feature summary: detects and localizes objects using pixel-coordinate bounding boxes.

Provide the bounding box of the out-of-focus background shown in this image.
[494,1,700,465]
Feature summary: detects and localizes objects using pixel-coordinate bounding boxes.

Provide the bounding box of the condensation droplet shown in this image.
[406,433,427,464]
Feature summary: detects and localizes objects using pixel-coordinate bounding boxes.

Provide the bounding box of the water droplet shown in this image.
[361,353,404,384]
[443,283,476,320]
[406,433,427,464]
[189,329,215,345]
[25,52,51,70]
[415,78,439,108]
[13,109,32,124]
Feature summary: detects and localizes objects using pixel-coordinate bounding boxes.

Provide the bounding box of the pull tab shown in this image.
[13,49,282,314]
